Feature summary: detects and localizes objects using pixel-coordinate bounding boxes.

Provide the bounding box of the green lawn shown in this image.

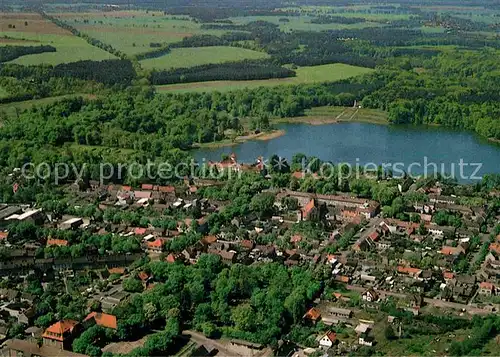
[156,63,373,93]
[3,32,116,65]
[140,46,269,70]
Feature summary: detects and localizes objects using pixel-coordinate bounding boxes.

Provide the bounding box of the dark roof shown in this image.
[4,339,87,357]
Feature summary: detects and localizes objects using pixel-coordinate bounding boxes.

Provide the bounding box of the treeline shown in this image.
[40,12,126,59]
[52,59,136,86]
[149,60,295,85]
[0,45,56,63]
[170,32,255,48]
[1,59,136,86]
[310,15,366,24]
[134,46,171,61]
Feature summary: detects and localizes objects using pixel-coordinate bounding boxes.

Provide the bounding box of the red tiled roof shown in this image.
[138,271,149,281]
[290,234,303,243]
[240,240,254,249]
[134,191,152,199]
[324,331,337,343]
[0,231,8,240]
[166,253,177,263]
[46,239,69,247]
[479,282,495,290]
[292,171,304,179]
[302,199,316,217]
[368,231,380,241]
[141,184,154,190]
[108,267,126,275]
[42,320,78,341]
[440,246,463,256]
[201,235,217,245]
[335,275,350,283]
[303,307,321,321]
[134,227,147,235]
[443,271,455,280]
[189,186,198,193]
[158,186,175,193]
[147,239,165,249]
[397,266,422,276]
[84,312,117,330]
[121,185,132,191]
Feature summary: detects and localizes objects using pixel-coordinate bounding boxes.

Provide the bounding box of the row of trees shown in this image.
[0,45,56,63]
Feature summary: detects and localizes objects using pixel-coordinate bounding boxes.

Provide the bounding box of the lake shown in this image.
[193,122,500,182]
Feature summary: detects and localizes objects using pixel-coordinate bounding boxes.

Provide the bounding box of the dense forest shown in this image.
[0,45,56,63]
[149,60,295,85]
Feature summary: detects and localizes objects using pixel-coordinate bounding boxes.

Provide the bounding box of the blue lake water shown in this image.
[193,122,500,182]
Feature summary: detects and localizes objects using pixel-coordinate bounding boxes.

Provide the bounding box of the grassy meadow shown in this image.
[156,63,373,93]
[1,12,116,65]
[139,46,269,70]
[56,11,230,55]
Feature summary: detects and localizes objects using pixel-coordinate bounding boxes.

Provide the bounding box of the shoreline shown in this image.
[191,129,285,149]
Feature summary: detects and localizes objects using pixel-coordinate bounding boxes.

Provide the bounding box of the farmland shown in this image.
[140,46,269,70]
[156,63,373,93]
[55,11,230,55]
[1,12,116,65]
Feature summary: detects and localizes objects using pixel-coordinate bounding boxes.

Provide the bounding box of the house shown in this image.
[42,320,80,350]
[145,238,167,254]
[303,307,321,324]
[59,217,83,230]
[301,199,321,221]
[397,266,422,278]
[355,323,371,335]
[358,332,374,346]
[318,331,337,348]
[83,312,117,330]
[439,245,466,256]
[478,282,495,296]
[362,288,379,302]
[3,339,87,357]
[46,239,69,247]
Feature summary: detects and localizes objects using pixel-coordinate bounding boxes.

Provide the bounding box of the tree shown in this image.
[123,278,144,293]
[250,192,275,219]
[384,325,397,340]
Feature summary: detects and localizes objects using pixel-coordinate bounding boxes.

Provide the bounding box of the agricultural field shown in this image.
[156,63,373,93]
[139,46,269,70]
[0,12,116,65]
[55,11,230,55]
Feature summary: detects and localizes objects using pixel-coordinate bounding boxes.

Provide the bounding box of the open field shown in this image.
[140,46,269,70]
[0,94,95,120]
[156,63,373,93]
[56,11,230,55]
[1,12,116,65]
[274,106,388,125]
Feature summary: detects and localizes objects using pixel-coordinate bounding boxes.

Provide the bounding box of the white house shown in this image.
[318,331,337,348]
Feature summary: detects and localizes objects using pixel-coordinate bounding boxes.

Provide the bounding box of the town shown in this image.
[0,153,499,357]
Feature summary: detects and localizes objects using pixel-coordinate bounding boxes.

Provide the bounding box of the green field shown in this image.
[156,63,373,93]
[140,46,269,70]
[58,11,230,55]
[2,32,116,65]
